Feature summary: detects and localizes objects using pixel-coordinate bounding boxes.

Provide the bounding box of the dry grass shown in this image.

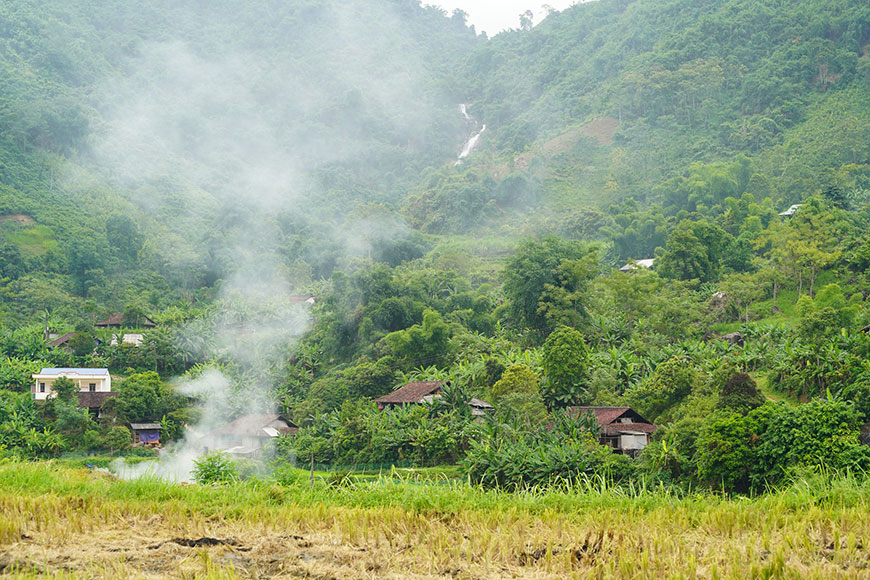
[0,462,867,578]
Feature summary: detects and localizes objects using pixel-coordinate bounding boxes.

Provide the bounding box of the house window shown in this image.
[39,383,46,393]
[89,383,96,392]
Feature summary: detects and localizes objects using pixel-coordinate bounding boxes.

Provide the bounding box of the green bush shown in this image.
[192,451,239,485]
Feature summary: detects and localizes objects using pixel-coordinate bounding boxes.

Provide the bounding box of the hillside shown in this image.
[406,0,870,237]
[0,0,869,502]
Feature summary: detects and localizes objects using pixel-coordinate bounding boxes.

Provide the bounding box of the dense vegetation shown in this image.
[1,0,870,496]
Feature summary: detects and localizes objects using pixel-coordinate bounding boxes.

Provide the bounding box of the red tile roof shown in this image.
[374,381,444,404]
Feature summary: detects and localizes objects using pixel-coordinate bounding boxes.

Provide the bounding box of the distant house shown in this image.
[32,368,112,401]
[47,332,76,351]
[46,333,102,353]
[211,414,297,458]
[95,313,157,329]
[618,258,655,273]
[568,406,657,455]
[375,381,445,410]
[109,333,145,347]
[778,204,802,218]
[374,381,494,417]
[130,423,162,445]
[31,368,116,418]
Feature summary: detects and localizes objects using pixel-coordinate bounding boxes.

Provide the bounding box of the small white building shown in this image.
[31,368,112,400]
[109,333,145,347]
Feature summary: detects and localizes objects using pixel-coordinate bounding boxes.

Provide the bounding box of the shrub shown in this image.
[716,372,765,414]
[192,451,239,484]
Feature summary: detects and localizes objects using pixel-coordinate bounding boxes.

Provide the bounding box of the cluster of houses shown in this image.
[47,313,158,350]
[30,366,656,456]
[35,306,656,457]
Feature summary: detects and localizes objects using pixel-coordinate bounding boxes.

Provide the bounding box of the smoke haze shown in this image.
[91,0,476,479]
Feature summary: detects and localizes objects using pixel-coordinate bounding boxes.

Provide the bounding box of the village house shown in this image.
[210,414,297,458]
[374,381,494,417]
[46,332,102,353]
[46,332,76,351]
[109,333,146,347]
[32,368,112,400]
[95,313,157,329]
[569,406,657,455]
[32,368,117,418]
[77,391,118,419]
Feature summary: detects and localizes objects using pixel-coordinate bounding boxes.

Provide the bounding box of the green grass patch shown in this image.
[752,372,798,405]
[2,224,58,256]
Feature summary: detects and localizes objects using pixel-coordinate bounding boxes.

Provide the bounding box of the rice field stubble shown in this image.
[0,462,867,578]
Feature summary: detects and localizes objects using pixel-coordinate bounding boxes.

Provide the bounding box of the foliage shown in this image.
[626,356,698,422]
[51,376,77,403]
[540,325,590,408]
[500,237,595,337]
[716,371,765,415]
[384,309,452,369]
[463,409,614,489]
[192,451,239,485]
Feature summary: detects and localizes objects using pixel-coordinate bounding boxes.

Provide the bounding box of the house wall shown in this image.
[619,433,649,450]
[32,373,112,400]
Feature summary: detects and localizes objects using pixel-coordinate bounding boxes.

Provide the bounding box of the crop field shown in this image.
[0,462,867,579]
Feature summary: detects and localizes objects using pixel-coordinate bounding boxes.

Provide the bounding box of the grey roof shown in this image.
[130,423,162,430]
[37,368,109,375]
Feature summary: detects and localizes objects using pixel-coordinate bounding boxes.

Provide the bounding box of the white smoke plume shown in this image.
[94,1,459,480]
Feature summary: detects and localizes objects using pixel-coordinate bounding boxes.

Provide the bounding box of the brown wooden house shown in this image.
[374,381,494,418]
[374,381,445,410]
[568,406,657,455]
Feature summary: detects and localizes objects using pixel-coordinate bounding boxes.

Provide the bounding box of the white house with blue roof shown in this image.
[31,368,112,400]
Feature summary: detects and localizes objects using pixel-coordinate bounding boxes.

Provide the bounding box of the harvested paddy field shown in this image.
[0,462,868,579]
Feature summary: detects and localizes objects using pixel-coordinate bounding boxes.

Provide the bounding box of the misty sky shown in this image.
[431,0,579,35]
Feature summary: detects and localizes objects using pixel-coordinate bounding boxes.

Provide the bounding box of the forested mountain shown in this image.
[2,0,870,490]
[1,0,869,317]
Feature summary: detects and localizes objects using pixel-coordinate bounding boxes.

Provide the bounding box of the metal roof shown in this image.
[130,423,162,430]
[36,368,109,376]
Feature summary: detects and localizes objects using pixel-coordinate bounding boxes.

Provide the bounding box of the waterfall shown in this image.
[459,103,472,122]
[455,103,484,165]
